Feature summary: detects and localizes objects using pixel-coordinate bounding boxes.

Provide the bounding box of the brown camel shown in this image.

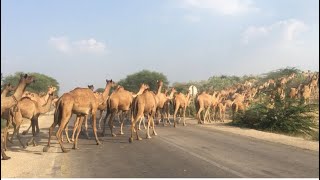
[129,88,158,143]
[43,79,115,153]
[301,84,311,104]
[1,74,35,116]
[289,88,299,99]
[21,86,57,135]
[162,87,177,126]
[1,74,35,160]
[4,93,54,150]
[195,91,212,124]
[231,101,249,120]
[102,83,149,137]
[216,99,233,122]
[173,91,191,127]
[154,80,168,125]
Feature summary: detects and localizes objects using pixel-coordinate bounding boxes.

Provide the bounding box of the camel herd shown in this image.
[1,71,319,160]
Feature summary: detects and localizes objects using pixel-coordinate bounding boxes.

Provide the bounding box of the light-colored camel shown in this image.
[129,88,157,143]
[162,87,177,126]
[4,93,54,150]
[1,83,15,98]
[172,91,191,127]
[43,79,115,153]
[208,92,222,122]
[195,91,212,124]
[21,86,57,135]
[289,88,299,99]
[102,83,149,137]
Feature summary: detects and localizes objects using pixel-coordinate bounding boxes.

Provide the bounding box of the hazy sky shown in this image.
[1,0,319,93]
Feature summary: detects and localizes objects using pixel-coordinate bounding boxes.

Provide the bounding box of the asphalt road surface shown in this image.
[44,116,319,178]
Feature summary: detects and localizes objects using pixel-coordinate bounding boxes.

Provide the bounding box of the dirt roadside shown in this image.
[1,114,318,177]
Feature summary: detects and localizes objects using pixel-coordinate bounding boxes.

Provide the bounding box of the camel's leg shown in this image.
[64,122,72,143]
[98,110,103,130]
[3,127,9,151]
[129,114,143,143]
[173,103,180,128]
[15,124,26,149]
[73,116,84,150]
[107,111,117,137]
[151,116,158,136]
[55,120,70,153]
[102,111,111,137]
[146,115,152,139]
[26,118,37,146]
[183,106,187,126]
[21,123,32,135]
[83,116,90,139]
[1,132,10,160]
[197,107,203,124]
[43,120,58,152]
[71,116,80,142]
[91,112,101,145]
[119,111,127,135]
[35,118,40,135]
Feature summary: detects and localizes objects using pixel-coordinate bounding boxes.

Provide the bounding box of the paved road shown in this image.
[44,116,319,178]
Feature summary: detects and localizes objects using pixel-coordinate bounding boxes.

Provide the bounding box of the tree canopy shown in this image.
[1,72,60,95]
[118,70,169,93]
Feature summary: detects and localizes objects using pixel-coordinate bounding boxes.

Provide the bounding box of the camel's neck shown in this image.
[38,94,53,114]
[134,87,145,97]
[13,81,27,101]
[1,89,10,98]
[102,84,112,101]
[157,84,162,95]
[168,90,175,100]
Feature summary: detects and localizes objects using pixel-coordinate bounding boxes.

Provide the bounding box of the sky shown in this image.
[1,0,319,93]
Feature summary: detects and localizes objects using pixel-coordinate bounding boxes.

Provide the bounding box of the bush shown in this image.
[232,93,319,137]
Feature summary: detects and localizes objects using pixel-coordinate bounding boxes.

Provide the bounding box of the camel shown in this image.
[43,79,115,153]
[4,93,54,150]
[162,87,177,126]
[129,88,157,143]
[216,99,233,122]
[21,86,57,135]
[1,74,35,116]
[195,91,212,124]
[102,83,149,137]
[301,84,311,104]
[231,101,249,120]
[1,74,35,160]
[154,80,168,125]
[208,92,222,122]
[172,91,191,127]
[289,88,299,99]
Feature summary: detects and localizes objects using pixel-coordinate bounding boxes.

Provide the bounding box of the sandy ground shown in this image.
[1,112,319,177]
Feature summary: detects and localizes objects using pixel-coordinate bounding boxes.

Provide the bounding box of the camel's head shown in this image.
[20,74,35,85]
[157,80,163,87]
[3,83,16,92]
[106,79,116,87]
[88,85,94,91]
[140,83,149,91]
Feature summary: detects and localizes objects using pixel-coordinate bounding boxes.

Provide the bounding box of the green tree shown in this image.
[2,72,60,95]
[118,70,169,92]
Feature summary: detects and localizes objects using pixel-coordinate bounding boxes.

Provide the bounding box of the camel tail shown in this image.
[132,98,139,119]
[54,98,62,125]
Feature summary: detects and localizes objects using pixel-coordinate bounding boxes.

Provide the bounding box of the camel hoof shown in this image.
[146,136,152,139]
[96,141,101,145]
[43,146,50,152]
[183,124,186,126]
[129,137,133,143]
[72,146,79,150]
[112,133,117,137]
[119,132,124,135]
[137,137,142,141]
[21,131,28,135]
[153,133,158,136]
[2,155,11,160]
[62,148,70,153]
